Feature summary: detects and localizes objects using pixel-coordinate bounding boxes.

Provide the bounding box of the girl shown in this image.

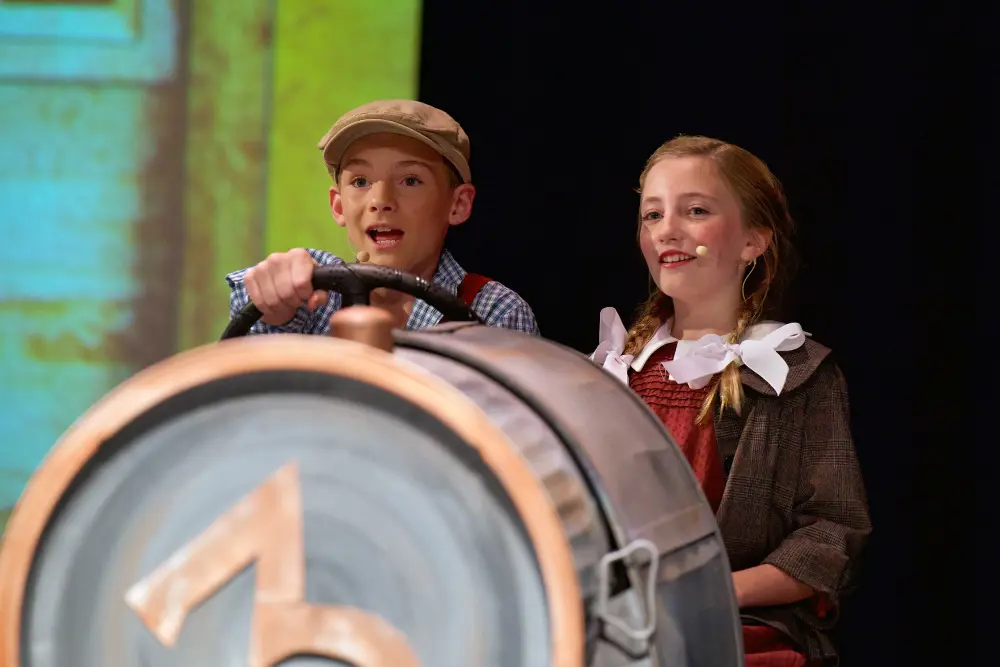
[592,136,871,667]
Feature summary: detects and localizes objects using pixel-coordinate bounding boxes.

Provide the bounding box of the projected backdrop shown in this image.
[0,0,422,529]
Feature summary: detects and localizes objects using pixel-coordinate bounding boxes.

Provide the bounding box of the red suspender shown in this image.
[457,273,492,308]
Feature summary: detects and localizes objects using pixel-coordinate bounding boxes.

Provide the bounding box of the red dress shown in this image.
[629,342,810,667]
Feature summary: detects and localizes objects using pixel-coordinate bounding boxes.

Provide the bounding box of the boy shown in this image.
[226,100,539,335]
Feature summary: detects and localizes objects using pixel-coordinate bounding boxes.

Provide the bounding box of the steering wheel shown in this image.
[220,263,480,340]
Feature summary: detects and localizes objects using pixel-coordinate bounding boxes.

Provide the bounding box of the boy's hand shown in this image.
[243,249,329,326]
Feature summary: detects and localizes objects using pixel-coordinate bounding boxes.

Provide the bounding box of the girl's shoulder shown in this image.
[740,333,839,397]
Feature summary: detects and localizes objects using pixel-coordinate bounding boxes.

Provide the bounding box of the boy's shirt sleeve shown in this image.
[224,249,346,335]
[471,281,541,336]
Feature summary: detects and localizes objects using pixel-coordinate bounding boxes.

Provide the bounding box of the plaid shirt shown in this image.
[225,248,540,336]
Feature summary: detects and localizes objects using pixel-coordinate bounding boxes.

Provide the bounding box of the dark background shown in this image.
[421,3,993,665]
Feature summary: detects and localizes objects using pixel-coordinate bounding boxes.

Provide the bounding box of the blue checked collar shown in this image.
[405,248,466,329]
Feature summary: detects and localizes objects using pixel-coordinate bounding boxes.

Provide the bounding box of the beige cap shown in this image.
[318,100,471,183]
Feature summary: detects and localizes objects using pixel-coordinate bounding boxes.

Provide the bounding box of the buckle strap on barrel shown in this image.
[595,538,659,651]
[589,504,721,663]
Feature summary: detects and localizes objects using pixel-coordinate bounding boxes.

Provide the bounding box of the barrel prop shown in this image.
[0,269,743,667]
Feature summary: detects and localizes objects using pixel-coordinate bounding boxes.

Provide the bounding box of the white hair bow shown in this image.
[589,307,634,384]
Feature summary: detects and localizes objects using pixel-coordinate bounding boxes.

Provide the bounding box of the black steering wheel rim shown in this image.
[220,263,480,339]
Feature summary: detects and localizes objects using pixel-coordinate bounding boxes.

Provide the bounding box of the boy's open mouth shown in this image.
[366,226,405,247]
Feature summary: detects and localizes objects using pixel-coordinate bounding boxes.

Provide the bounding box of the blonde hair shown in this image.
[624,135,797,424]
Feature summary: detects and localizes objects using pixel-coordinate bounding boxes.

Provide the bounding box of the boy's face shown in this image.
[330,133,475,277]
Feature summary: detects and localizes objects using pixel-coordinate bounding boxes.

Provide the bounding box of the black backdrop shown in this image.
[420,3,993,666]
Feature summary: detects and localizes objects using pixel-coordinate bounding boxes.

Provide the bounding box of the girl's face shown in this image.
[638,156,768,305]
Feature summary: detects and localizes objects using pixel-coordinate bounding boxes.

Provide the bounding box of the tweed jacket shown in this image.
[713,337,872,665]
